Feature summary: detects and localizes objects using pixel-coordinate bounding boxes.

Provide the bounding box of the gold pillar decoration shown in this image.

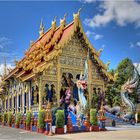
[4,98,6,112]
[17,94,18,113]
[12,95,14,113]
[25,83,29,111]
[38,73,43,110]
[88,50,92,108]
[22,85,25,113]
[57,57,61,106]
[7,97,9,112]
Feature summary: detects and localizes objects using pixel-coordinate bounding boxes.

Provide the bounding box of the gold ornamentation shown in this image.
[39,19,44,37]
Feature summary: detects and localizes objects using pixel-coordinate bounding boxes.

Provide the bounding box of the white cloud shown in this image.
[85,30,103,40]
[0,63,14,76]
[136,41,140,47]
[94,34,103,40]
[85,30,95,37]
[82,0,96,3]
[0,37,12,49]
[84,0,140,28]
[129,41,140,48]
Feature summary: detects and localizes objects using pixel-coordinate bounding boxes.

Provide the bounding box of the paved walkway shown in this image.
[0,125,65,140]
[0,124,140,140]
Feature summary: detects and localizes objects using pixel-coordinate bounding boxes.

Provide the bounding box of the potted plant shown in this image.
[8,112,12,127]
[15,113,22,128]
[26,111,32,130]
[55,110,65,134]
[90,109,99,131]
[38,110,45,133]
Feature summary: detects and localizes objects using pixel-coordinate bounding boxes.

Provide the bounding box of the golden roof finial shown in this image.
[73,5,84,19]
[78,5,84,15]
[97,47,104,57]
[30,40,34,46]
[60,13,67,26]
[105,61,110,70]
[39,18,44,37]
[52,16,57,27]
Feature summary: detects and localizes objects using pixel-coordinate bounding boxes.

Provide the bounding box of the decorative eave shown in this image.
[15,70,25,78]
[4,67,18,81]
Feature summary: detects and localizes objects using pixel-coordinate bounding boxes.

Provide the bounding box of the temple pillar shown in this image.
[8,97,9,112]
[38,73,43,110]
[17,94,19,113]
[29,83,31,110]
[57,57,61,106]
[4,99,6,112]
[22,92,24,114]
[12,95,14,113]
[88,59,92,108]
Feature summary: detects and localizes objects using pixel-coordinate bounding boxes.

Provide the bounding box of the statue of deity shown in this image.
[45,84,54,102]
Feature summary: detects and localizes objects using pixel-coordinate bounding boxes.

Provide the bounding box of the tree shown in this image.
[105,58,135,107]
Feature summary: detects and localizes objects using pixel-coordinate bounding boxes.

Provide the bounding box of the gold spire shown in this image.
[51,16,57,28]
[97,47,104,57]
[73,5,84,19]
[105,61,110,70]
[60,13,67,27]
[30,40,34,46]
[4,57,7,77]
[39,19,44,37]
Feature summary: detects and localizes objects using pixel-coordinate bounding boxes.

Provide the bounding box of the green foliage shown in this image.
[55,110,65,128]
[15,112,22,125]
[138,112,140,122]
[115,58,134,87]
[90,109,98,126]
[2,112,8,124]
[8,112,12,125]
[26,111,32,126]
[38,110,45,129]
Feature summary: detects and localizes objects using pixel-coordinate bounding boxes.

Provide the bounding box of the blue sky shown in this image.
[0,0,140,75]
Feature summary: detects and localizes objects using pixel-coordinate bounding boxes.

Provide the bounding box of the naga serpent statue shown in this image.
[121,65,140,120]
[104,65,140,123]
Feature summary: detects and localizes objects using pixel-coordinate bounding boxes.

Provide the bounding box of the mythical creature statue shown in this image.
[104,65,140,124]
[121,65,140,120]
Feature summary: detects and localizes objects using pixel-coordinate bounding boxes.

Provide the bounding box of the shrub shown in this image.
[0,113,2,121]
[138,112,140,122]
[55,110,65,128]
[90,109,98,126]
[2,112,8,124]
[15,112,22,125]
[8,112,12,125]
[26,111,32,126]
[38,110,46,129]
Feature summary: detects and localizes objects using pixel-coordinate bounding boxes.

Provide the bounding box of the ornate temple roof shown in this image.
[2,9,114,83]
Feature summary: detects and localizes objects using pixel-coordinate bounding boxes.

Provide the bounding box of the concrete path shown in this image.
[0,124,140,140]
[0,125,65,140]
